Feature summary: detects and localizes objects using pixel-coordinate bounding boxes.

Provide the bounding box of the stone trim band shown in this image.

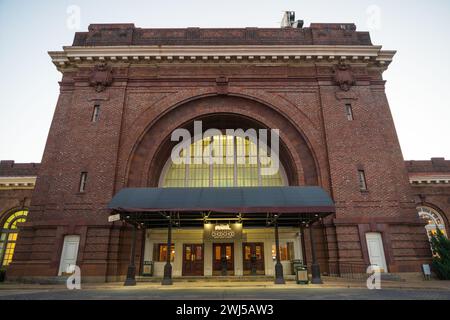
[49,45,395,72]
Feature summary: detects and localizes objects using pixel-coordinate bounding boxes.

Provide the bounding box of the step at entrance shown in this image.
[137,275,296,283]
[380,273,404,281]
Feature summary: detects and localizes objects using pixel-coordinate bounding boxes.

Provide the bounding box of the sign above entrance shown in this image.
[108,214,121,222]
[212,224,234,239]
[203,223,242,240]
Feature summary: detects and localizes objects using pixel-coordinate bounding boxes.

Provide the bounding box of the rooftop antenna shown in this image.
[280,11,304,28]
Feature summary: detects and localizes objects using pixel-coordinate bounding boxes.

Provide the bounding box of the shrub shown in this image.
[430,228,450,280]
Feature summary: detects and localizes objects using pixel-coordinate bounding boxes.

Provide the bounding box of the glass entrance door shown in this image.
[243,242,265,275]
[182,244,204,276]
[212,243,234,275]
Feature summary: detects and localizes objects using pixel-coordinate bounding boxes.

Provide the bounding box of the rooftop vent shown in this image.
[280,11,304,28]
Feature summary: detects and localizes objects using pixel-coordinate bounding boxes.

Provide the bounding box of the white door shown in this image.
[58,235,80,275]
[365,232,387,272]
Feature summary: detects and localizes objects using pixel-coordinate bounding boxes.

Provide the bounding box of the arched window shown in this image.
[417,206,447,239]
[159,134,287,187]
[0,210,28,266]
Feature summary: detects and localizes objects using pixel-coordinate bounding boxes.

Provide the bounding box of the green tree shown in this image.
[430,228,450,280]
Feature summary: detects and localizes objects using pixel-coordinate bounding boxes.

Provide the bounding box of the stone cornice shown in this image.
[0,176,36,190]
[49,45,395,72]
[409,174,450,185]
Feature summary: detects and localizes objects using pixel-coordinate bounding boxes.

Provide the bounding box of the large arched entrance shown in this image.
[113,94,333,285]
[125,95,322,189]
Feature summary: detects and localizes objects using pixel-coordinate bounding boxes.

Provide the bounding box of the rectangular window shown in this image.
[91,104,100,122]
[345,103,354,121]
[154,244,175,262]
[271,242,294,261]
[79,172,88,193]
[358,170,367,191]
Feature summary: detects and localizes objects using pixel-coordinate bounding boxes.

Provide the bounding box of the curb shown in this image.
[1,284,449,291]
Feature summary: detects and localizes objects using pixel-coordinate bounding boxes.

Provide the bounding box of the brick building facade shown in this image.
[1,22,447,282]
[0,161,38,268]
[406,158,450,237]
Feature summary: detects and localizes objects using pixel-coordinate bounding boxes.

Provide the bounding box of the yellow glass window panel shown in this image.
[225,245,232,260]
[215,245,221,260]
[1,210,28,266]
[3,210,28,229]
[161,135,285,188]
[185,246,191,261]
[244,246,251,259]
[271,243,292,261]
[8,233,18,241]
[11,218,26,229]
[158,244,175,262]
[255,245,262,259]
[2,242,17,266]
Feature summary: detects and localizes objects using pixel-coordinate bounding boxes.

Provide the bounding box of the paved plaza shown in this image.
[0,279,449,300]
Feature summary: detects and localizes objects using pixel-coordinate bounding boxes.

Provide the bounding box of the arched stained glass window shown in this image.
[160,135,287,187]
[0,210,28,266]
[417,206,447,239]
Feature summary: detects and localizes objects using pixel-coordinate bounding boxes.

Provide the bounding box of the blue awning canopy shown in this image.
[108,186,335,227]
[108,186,335,214]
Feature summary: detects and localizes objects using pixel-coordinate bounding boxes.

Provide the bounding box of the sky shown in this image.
[0,0,449,163]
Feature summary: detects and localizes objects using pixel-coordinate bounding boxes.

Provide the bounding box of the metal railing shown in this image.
[327,262,369,280]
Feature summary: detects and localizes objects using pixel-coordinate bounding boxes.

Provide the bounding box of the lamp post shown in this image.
[309,221,323,284]
[162,214,173,285]
[274,217,285,284]
[124,224,137,286]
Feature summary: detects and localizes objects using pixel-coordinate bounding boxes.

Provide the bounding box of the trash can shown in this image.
[142,261,154,276]
[291,259,303,275]
[295,265,309,284]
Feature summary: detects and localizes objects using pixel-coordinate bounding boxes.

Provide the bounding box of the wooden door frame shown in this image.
[212,243,235,274]
[182,243,204,276]
[242,242,265,273]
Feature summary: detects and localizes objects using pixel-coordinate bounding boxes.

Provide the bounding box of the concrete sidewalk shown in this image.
[1,277,449,291]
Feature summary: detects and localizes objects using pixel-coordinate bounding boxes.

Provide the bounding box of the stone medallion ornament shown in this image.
[333,63,355,91]
[89,63,113,92]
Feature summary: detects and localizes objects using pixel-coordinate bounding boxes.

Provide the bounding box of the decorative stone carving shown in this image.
[89,63,113,92]
[216,76,229,95]
[333,63,355,91]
